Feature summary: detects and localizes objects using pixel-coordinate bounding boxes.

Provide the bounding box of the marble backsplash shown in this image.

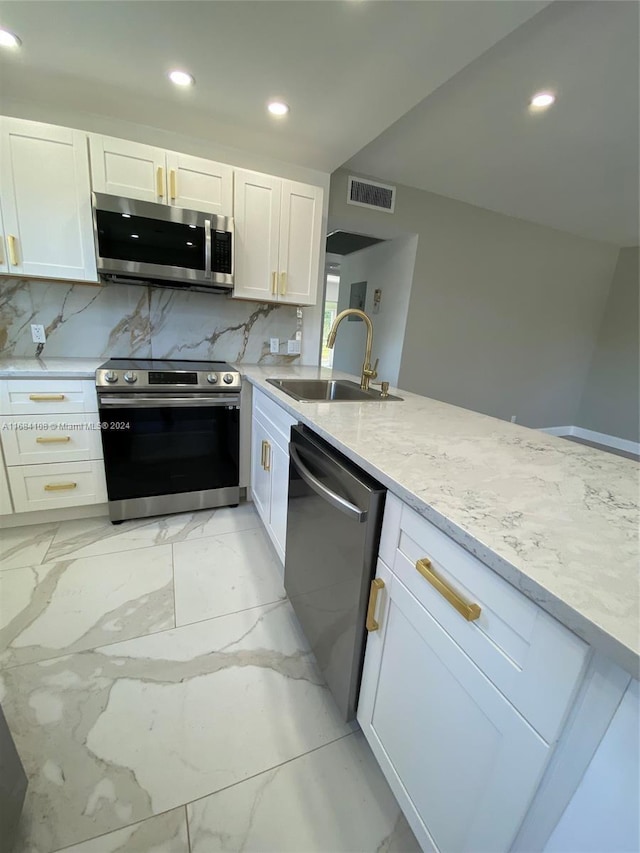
[0,277,301,363]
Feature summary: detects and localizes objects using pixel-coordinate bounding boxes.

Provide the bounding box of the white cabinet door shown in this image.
[0,448,13,515]
[89,135,166,203]
[250,415,271,526]
[278,179,322,306]
[358,563,550,853]
[0,118,97,281]
[233,170,281,301]
[0,205,9,274]
[268,439,289,564]
[166,152,233,215]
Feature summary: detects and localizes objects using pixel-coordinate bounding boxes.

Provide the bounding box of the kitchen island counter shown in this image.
[240,364,639,677]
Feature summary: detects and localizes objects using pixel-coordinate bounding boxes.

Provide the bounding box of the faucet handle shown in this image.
[370,358,379,379]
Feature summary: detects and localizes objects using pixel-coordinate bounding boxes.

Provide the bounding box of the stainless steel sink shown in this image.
[266,378,402,402]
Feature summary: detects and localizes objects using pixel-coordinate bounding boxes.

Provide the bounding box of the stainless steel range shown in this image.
[96,359,241,522]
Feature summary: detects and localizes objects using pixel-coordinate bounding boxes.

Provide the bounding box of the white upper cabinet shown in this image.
[0,118,97,282]
[89,135,167,203]
[166,151,233,215]
[233,169,323,305]
[233,170,281,302]
[278,180,323,305]
[90,136,234,214]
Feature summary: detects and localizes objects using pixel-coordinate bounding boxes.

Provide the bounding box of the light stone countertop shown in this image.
[0,357,104,379]
[239,364,640,677]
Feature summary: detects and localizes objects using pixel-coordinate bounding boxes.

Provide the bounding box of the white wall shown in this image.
[329,169,620,427]
[332,235,418,386]
[577,247,640,442]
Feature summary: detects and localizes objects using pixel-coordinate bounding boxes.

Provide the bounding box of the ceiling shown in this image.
[0,0,547,172]
[346,1,640,246]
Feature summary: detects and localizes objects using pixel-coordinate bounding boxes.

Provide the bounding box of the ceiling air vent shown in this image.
[347,176,396,214]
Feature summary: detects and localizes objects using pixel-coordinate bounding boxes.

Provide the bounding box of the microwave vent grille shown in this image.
[347,176,396,214]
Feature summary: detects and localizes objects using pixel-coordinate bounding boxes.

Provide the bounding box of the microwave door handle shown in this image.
[289,444,367,523]
[204,219,212,279]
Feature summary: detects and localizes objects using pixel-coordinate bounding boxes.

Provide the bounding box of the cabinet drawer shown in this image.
[1,414,103,465]
[0,379,98,415]
[381,494,588,742]
[252,388,296,450]
[8,460,107,512]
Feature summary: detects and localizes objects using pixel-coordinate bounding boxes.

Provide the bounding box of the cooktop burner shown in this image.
[95,358,242,392]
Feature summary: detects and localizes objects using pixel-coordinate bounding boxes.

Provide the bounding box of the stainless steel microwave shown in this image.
[92,193,233,292]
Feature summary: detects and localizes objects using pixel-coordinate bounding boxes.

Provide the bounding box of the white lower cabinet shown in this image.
[0,377,107,515]
[359,561,550,853]
[250,388,296,564]
[358,494,589,853]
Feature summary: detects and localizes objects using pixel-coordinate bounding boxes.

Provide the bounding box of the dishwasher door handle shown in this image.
[289,444,367,523]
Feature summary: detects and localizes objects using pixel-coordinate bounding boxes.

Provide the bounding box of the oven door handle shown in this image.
[99,395,240,408]
[289,444,367,523]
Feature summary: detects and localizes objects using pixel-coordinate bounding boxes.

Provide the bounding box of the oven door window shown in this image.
[96,209,206,270]
[99,404,239,501]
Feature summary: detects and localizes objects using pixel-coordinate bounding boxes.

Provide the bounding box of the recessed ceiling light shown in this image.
[131,234,139,239]
[530,91,556,109]
[169,70,195,87]
[268,100,289,116]
[0,29,21,48]
[186,242,194,246]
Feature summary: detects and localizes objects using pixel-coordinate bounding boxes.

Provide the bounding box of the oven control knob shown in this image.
[206,373,218,384]
[123,371,138,384]
[223,373,234,385]
[104,371,118,383]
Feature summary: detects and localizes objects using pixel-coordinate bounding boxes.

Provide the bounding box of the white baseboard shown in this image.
[541,425,640,456]
[0,503,109,529]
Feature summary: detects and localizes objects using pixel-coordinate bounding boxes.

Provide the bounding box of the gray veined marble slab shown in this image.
[148,288,299,363]
[0,523,58,572]
[0,278,152,360]
[188,731,420,853]
[240,365,640,676]
[45,503,261,563]
[0,545,174,668]
[0,600,355,853]
[173,526,285,626]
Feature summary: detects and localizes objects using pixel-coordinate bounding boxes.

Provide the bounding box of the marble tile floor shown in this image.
[0,503,420,853]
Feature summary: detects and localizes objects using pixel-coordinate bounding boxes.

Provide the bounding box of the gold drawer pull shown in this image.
[279,272,287,296]
[44,482,77,491]
[271,271,277,295]
[36,436,71,444]
[366,578,385,631]
[264,440,271,472]
[416,558,481,622]
[156,166,164,198]
[170,169,177,200]
[7,234,19,266]
[261,439,266,468]
[29,394,65,402]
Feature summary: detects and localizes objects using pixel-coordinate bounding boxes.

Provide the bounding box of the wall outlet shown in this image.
[270,338,280,354]
[287,339,301,355]
[31,324,46,344]
[510,415,517,423]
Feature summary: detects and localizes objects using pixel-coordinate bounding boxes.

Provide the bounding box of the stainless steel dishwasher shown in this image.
[285,424,386,721]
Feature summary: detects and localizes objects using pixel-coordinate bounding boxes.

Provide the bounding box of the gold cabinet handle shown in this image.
[29,394,65,402]
[260,439,267,469]
[416,558,481,622]
[366,578,385,631]
[0,237,4,266]
[44,482,77,491]
[7,234,19,266]
[280,272,287,296]
[36,436,71,444]
[264,440,271,472]
[170,169,177,200]
[271,271,277,296]
[156,166,164,198]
